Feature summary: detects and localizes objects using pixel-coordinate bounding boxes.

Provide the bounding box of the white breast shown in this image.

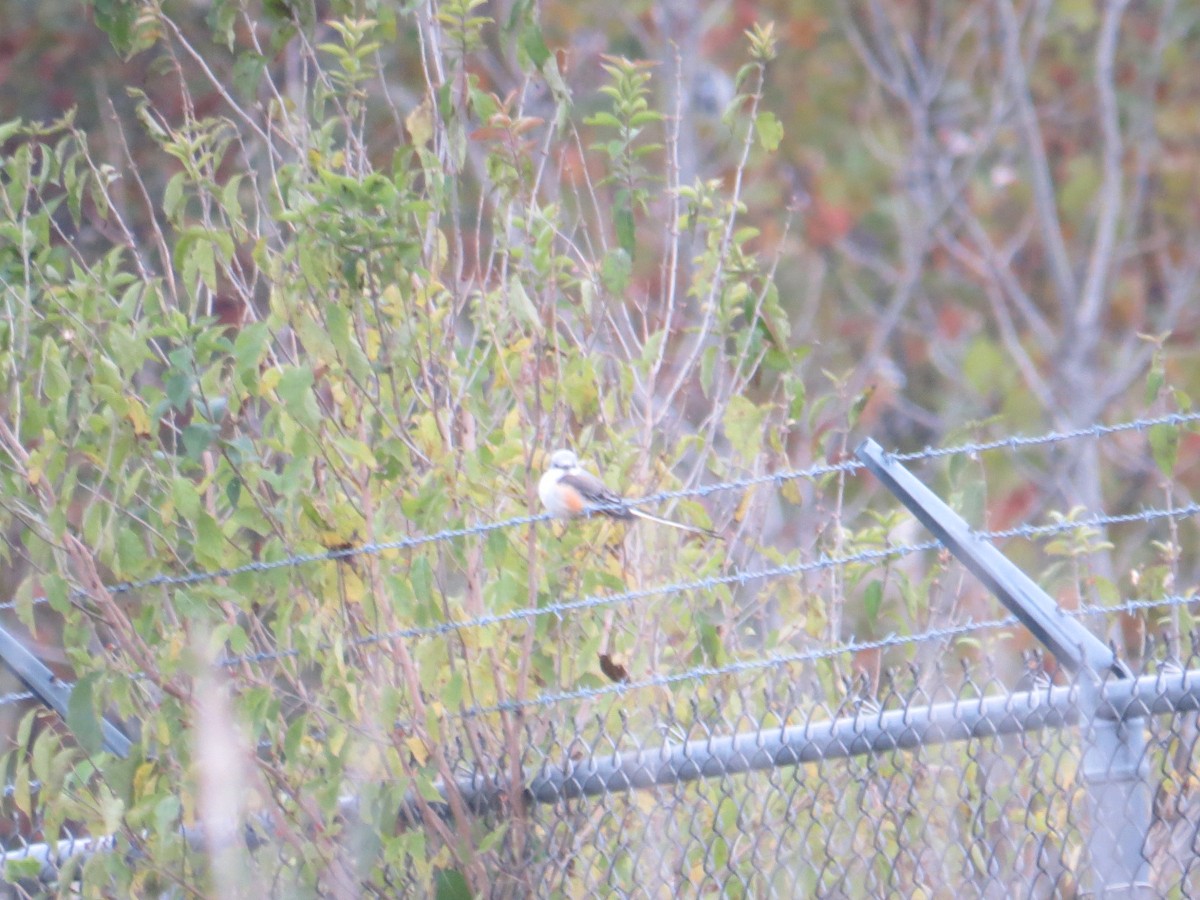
[539,468,569,517]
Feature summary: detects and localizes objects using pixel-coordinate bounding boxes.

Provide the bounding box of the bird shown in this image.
[538,449,716,537]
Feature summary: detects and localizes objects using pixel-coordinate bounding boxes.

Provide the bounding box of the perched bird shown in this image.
[538,449,716,537]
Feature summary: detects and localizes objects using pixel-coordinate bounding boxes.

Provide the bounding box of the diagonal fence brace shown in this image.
[0,623,131,758]
[855,437,1151,896]
[856,439,1126,678]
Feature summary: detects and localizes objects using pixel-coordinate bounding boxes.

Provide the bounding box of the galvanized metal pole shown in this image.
[0,624,131,758]
[855,438,1151,896]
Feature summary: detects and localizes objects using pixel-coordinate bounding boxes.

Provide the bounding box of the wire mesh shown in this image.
[5,642,1200,893]
[0,414,1198,895]
[356,651,1200,897]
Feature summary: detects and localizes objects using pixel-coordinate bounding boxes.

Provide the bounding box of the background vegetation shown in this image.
[1,0,1199,894]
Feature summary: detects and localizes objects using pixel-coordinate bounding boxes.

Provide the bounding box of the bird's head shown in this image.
[548,449,579,470]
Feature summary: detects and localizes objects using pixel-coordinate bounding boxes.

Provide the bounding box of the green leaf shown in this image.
[960,479,986,528]
[434,868,472,900]
[285,714,307,759]
[442,672,466,708]
[66,674,104,756]
[0,119,24,146]
[754,112,784,152]
[154,795,181,839]
[409,558,433,607]
[1145,367,1164,404]
[186,234,217,291]
[181,423,216,460]
[863,581,882,623]
[520,22,550,69]
[699,621,726,666]
[163,172,187,219]
[114,527,144,579]
[584,111,622,130]
[232,53,268,100]
[600,248,632,296]
[172,477,201,521]
[847,385,874,428]
[225,474,243,509]
[233,321,271,386]
[723,395,767,460]
[92,0,137,56]
[614,197,636,259]
[508,279,541,330]
[477,823,509,855]
[1149,423,1179,476]
[41,574,69,616]
[276,366,320,428]
[4,857,43,883]
[194,511,224,568]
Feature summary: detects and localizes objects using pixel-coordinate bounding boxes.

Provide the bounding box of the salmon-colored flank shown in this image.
[561,486,586,515]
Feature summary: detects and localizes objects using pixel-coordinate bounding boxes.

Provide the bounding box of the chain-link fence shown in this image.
[3,657,1199,895]
[0,423,1198,896]
[496,658,1200,897]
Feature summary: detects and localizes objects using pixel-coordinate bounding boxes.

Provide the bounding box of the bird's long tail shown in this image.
[627,506,719,538]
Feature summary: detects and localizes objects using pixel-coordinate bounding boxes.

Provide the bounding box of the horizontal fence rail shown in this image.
[487,665,1200,808]
[4,664,1198,886]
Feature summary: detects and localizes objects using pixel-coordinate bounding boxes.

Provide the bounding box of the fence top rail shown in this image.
[3,661,1196,887]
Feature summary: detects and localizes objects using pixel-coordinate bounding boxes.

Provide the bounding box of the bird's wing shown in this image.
[558,471,631,517]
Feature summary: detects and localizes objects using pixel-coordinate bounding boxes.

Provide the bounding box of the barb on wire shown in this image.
[6,411,1195,616]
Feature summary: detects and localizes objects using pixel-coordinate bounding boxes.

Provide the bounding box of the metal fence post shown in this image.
[856,439,1151,896]
[1081,683,1152,897]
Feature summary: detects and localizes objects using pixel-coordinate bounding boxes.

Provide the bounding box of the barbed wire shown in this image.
[0,591,1194,717]
[465,590,1200,717]
[219,540,944,668]
[214,500,1200,670]
[0,500,1189,712]
[889,410,1200,462]
[4,411,1195,617]
[0,413,1194,716]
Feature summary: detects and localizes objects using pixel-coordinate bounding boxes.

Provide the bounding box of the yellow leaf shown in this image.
[364,326,381,361]
[733,485,756,523]
[125,396,152,437]
[406,96,434,147]
[413,412,443,456]
[133,762,157,796]
[780,479,803,505]
[340,571,365,606]
[406,735,430,766]
[322,729,345,759]
[379,283,404,316]
[258,367,282,395]
[502,406,521,438]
